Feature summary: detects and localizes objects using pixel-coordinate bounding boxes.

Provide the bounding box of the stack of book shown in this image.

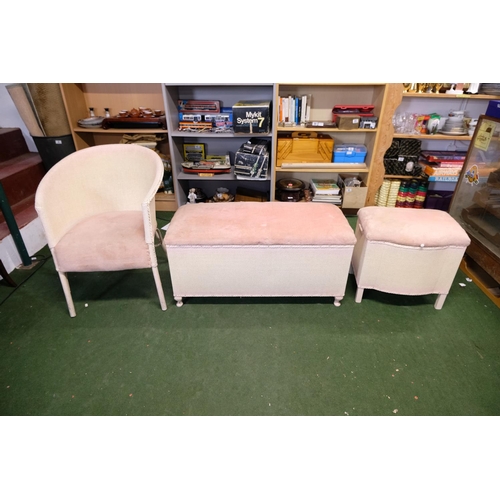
[419,150,467,182]
[278,94,311,126]
[310,179,342,205]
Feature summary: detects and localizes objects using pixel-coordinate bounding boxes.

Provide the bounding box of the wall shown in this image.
[0,83,38,152]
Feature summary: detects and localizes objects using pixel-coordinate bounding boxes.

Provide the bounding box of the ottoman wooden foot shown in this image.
[175,297,184,307]
[334,296,343,307]
[434,294,447,310]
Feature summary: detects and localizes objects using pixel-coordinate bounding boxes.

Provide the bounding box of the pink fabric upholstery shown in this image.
[54,211,152,272]
[357,206,471,247]
[165,202,357,246]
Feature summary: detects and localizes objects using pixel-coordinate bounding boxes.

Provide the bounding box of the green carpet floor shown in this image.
[1,212,499,416]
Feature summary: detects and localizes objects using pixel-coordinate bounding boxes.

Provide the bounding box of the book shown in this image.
[428,175,460,182]
[300,95,307,125]
[282,97,289,123]
[422,164,462,177]
[310,179,340,195]
[312,195,342,204]
[420,150,467,162]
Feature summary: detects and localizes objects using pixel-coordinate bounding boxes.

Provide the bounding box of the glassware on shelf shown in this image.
[392,112,418,134]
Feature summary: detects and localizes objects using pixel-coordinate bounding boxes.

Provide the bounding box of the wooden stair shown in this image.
[0,128,46,241]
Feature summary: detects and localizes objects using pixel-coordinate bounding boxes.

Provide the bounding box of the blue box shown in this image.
[486,100,500,119]
[334,144,367,163]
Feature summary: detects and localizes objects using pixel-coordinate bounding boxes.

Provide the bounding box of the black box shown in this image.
[383,138,422,176]
[232,100,271,134]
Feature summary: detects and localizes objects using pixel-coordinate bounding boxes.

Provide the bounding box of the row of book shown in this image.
[310,178,341,205]
[376,179,429,209]
[419,150,466,182]
[278,95,312,126]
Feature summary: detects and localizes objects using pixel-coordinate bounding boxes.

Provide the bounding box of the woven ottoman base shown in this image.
[351,207,471,309]
[163,202,356,307]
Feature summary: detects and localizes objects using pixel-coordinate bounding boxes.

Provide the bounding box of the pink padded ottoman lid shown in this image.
[357,206,471,247]
[165,202,356,246]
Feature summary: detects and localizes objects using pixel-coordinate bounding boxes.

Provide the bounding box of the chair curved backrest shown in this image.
[35,144,167,317]
[35,143,163,249]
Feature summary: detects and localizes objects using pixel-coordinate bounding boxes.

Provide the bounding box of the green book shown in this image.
[310,179,340,195]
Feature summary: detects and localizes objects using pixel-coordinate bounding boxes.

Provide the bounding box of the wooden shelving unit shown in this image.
[272,83,402,206]
[58,83,500,214]
[370,85,500,204]
[162,83,275,207]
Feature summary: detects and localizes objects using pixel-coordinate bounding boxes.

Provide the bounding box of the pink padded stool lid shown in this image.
[357,206,471,247]
[165,202,356,246]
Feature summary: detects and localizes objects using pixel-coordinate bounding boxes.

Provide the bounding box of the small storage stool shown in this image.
[351,206,471,309]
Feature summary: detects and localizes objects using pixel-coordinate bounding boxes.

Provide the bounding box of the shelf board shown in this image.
[277,126,376,133]
[170,130,272,139]
[277,162,368,173]
[177,171,270,182]
[394,133,471,141]
[73,127,167,134]
[384,175,424,179]
[402,93,500,100]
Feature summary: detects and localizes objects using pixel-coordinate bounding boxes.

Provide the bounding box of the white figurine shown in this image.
[188,188,197,204]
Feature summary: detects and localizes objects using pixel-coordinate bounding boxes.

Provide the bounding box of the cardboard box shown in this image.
[183,143,205,162]
[235,186,268,202]
[338,175,367,209]
[233,100,271,134]
[336,114,360,130]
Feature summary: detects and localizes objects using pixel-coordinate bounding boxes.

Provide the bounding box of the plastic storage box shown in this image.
[486,100,500,119]
[334,144,367,163]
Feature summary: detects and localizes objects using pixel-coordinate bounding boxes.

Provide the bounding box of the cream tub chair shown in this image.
[35,144,167,317]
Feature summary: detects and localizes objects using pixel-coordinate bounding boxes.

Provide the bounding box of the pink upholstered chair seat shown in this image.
[54,211,152,272]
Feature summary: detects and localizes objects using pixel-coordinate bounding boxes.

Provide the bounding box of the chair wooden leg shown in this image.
[58,271,76,317]
[152,266,167,311]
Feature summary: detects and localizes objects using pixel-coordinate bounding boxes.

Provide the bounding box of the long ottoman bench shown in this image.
[351,206,471,309]
[163,202,356,307]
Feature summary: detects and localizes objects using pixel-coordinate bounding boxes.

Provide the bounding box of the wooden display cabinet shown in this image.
[449,114,500,307]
